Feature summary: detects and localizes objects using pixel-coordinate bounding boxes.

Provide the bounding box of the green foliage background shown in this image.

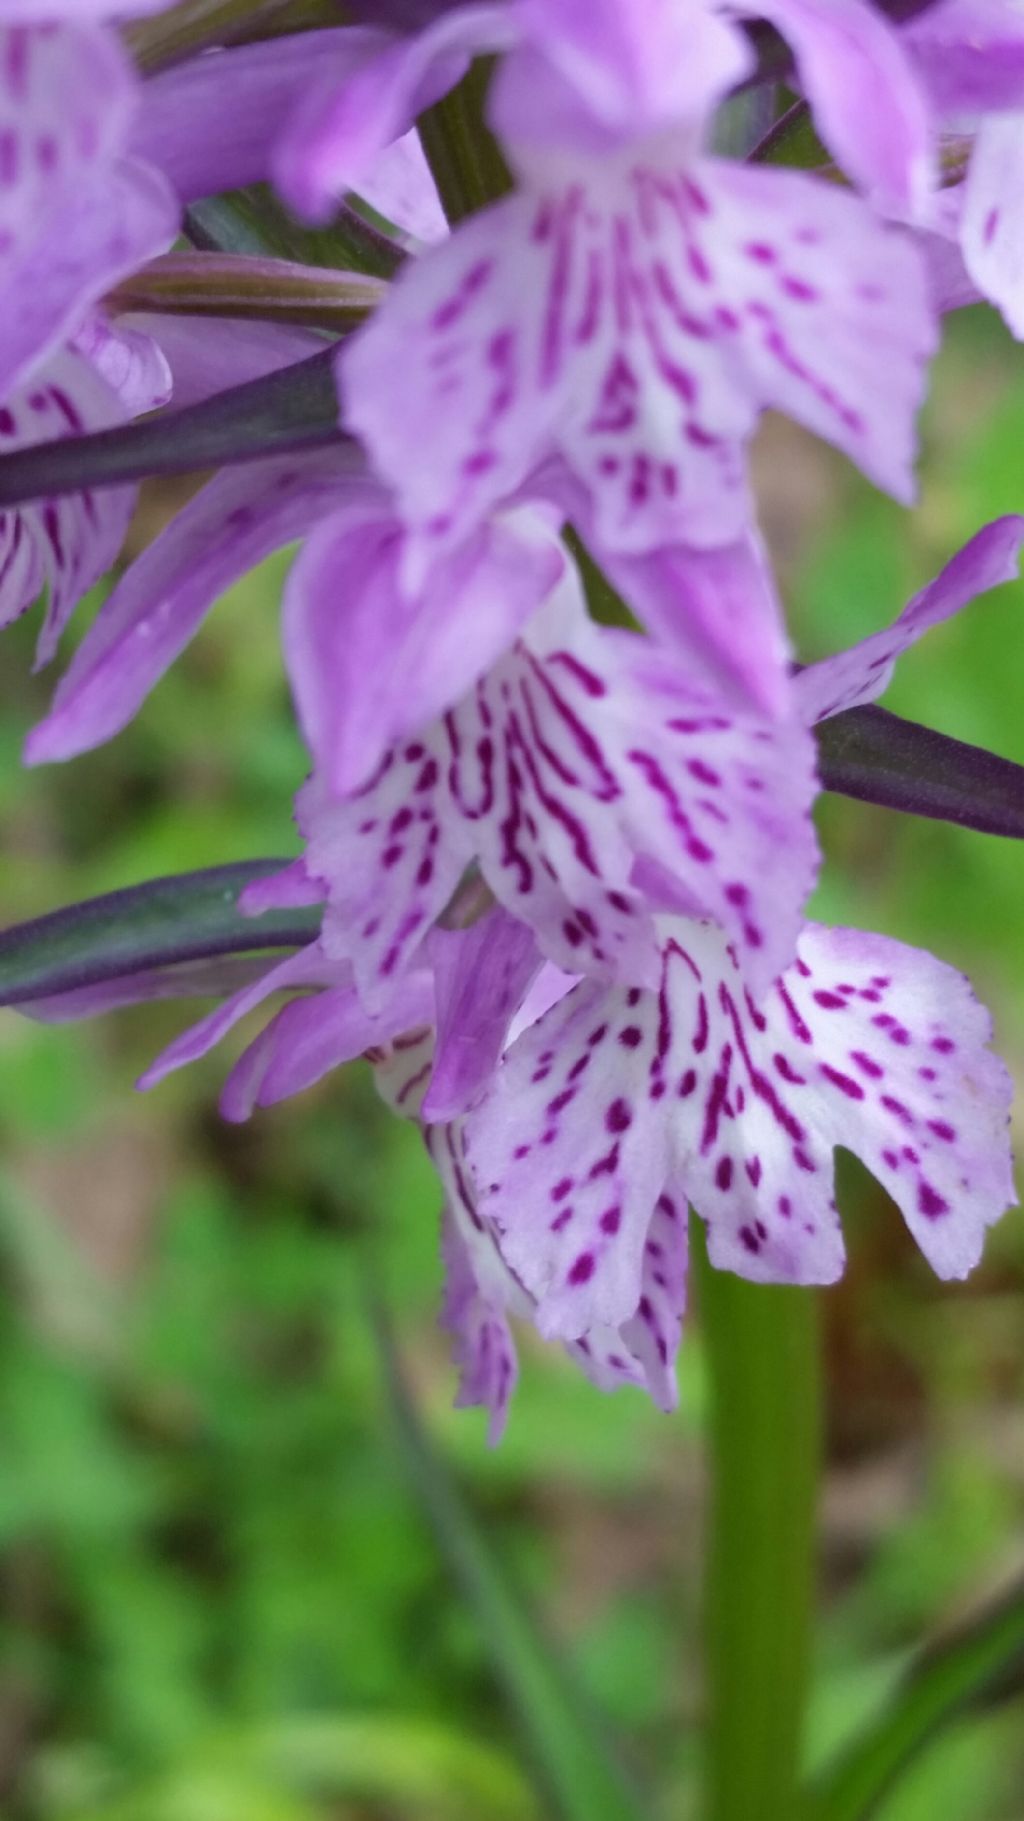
[0,310,1022,1819]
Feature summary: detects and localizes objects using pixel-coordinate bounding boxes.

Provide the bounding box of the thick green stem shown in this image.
[698,1225,822,1821]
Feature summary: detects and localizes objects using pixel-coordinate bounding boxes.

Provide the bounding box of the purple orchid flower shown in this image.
[131,889,1016,1436]
[252,512,1022,1016]
[279,508,820,1003]
[317,0,938,588]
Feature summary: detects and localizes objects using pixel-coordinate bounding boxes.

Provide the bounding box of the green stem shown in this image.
[698,1225,822,1821]
[418,58,513,224]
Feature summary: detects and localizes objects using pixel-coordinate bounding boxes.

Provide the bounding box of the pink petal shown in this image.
[220,968,434,1119]
[137,943,341,1090]
[795,515,1024,723]
[129,314,327,410]
[902,0,1024,115]
[135,28,381,204]
[283,500,564,794]
[273,5,508,223]
[600,529,792,718]
[422,908,542,1121]
[753,0,933,215]
[73,314,173,417]
[26,449,365,764]
[492,0,751,152]
[358,128,447,243]
[438,1176,520,1444]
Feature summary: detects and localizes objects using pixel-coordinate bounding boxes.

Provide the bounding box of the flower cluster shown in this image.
[6,0,1024,1434]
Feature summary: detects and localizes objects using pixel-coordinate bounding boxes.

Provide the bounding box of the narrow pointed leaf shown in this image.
[0,862,323,1007]
[111,252,386,331]
[808,1577,1024,1821]
[0,349,344,507]
[375,1312,648,1821]
[816,705,1024,839]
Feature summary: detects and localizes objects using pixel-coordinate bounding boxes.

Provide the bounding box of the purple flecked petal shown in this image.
[126,315,327,411]
[0,153,176,399]
[26,448,366,765]
[902,0,1024,115]
[463,966,682,1339]
[220,967,434,1119]
[422,907,543,1121]
[340,147,935,584]
[299,561,819,1000]
[0,24,133,277]
[795,515,1024,723]
[960,116,1024,339]
[752,0,933,215]
[273,5,506,223]
[283,500,564,794]
[438,1181,520,1444]
[0,347,136,664]
[464,913,1015,1339]
[134,29,380,204]
[491,0,750,154]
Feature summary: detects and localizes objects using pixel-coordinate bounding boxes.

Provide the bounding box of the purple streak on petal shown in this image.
[283,501,564,794]
[423,907,542,1121]
[754,0,933,214]
[795,515,1024,723]
[26,448,367,764]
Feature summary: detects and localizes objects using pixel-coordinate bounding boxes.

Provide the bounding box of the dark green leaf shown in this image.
[0,862,322,1007]
[808,1577,1024,1821]
[186,187,405,280]
[816,705,1024,840]
[375,1313,648,1821]
[0,349,345,506]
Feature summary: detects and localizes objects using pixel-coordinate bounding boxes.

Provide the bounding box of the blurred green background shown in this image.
[0,306,1022,1820]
